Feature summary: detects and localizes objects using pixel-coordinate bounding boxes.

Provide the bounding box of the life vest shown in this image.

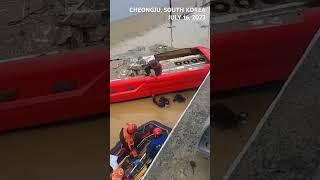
[123,127,138,157]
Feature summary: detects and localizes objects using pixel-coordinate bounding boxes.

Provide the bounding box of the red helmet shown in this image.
[153,127,163,136]
[127,123,137,134]
[112,167,124,179]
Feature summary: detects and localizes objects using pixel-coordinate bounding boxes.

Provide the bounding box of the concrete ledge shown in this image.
[224,28,320,179]
[144,73,210,180]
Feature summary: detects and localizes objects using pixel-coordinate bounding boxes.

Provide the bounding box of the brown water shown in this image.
[110,89,212,180]
[110,90,196,148]
[0,117,108,180]
[213,85,281,180]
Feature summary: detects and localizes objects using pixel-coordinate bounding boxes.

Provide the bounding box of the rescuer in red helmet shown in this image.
[119,123,138,158]
[153,127,163,136]
[146,127,167,161]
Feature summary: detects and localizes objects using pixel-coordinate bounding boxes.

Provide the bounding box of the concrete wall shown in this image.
[144,73,210,180]
[224,27,320,180]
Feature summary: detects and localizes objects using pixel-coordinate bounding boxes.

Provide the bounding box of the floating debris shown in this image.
[213,103,248,130]
[152,95,170,108]
[173,94,186,103]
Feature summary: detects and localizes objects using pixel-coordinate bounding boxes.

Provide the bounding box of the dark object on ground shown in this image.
[152,95,170,108]
[212,103,248,129]
[173,94,186,103]
[261,0,281,4]
[190,161,197,175]
[211,1,231,13]
[234,0,255,9]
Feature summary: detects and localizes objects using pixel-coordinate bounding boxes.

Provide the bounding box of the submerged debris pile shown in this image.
[110,44,175,79]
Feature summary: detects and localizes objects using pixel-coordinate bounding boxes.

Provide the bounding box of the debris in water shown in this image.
[189,160,196,175]
[149,44,175,54]
[173,94,186,103]
[152,95,170,108]
[212,103,248,130]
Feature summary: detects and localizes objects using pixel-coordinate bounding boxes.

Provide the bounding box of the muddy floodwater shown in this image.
[110,89,211,180]
[0,117,107,180]
[213,84,282,180]
[110,90,196,148]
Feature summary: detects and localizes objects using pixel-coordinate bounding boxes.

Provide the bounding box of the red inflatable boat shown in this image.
[1,6,320,132]
[0,47,108,132]
[110,46,210,103]
[212,6,320,93]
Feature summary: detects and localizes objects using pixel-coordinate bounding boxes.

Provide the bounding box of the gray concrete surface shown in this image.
[211,1,320,34]
[144,73,210,180]
[212,2,306,33]
[224,27,320,179]
[212,0,314,17]
[0,0,107,60]
[312,168,320,180]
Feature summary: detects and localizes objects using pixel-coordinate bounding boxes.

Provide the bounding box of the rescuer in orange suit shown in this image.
[119,123,138,158]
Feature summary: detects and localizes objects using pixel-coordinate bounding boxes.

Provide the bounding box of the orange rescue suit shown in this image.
[122,127,138,157]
